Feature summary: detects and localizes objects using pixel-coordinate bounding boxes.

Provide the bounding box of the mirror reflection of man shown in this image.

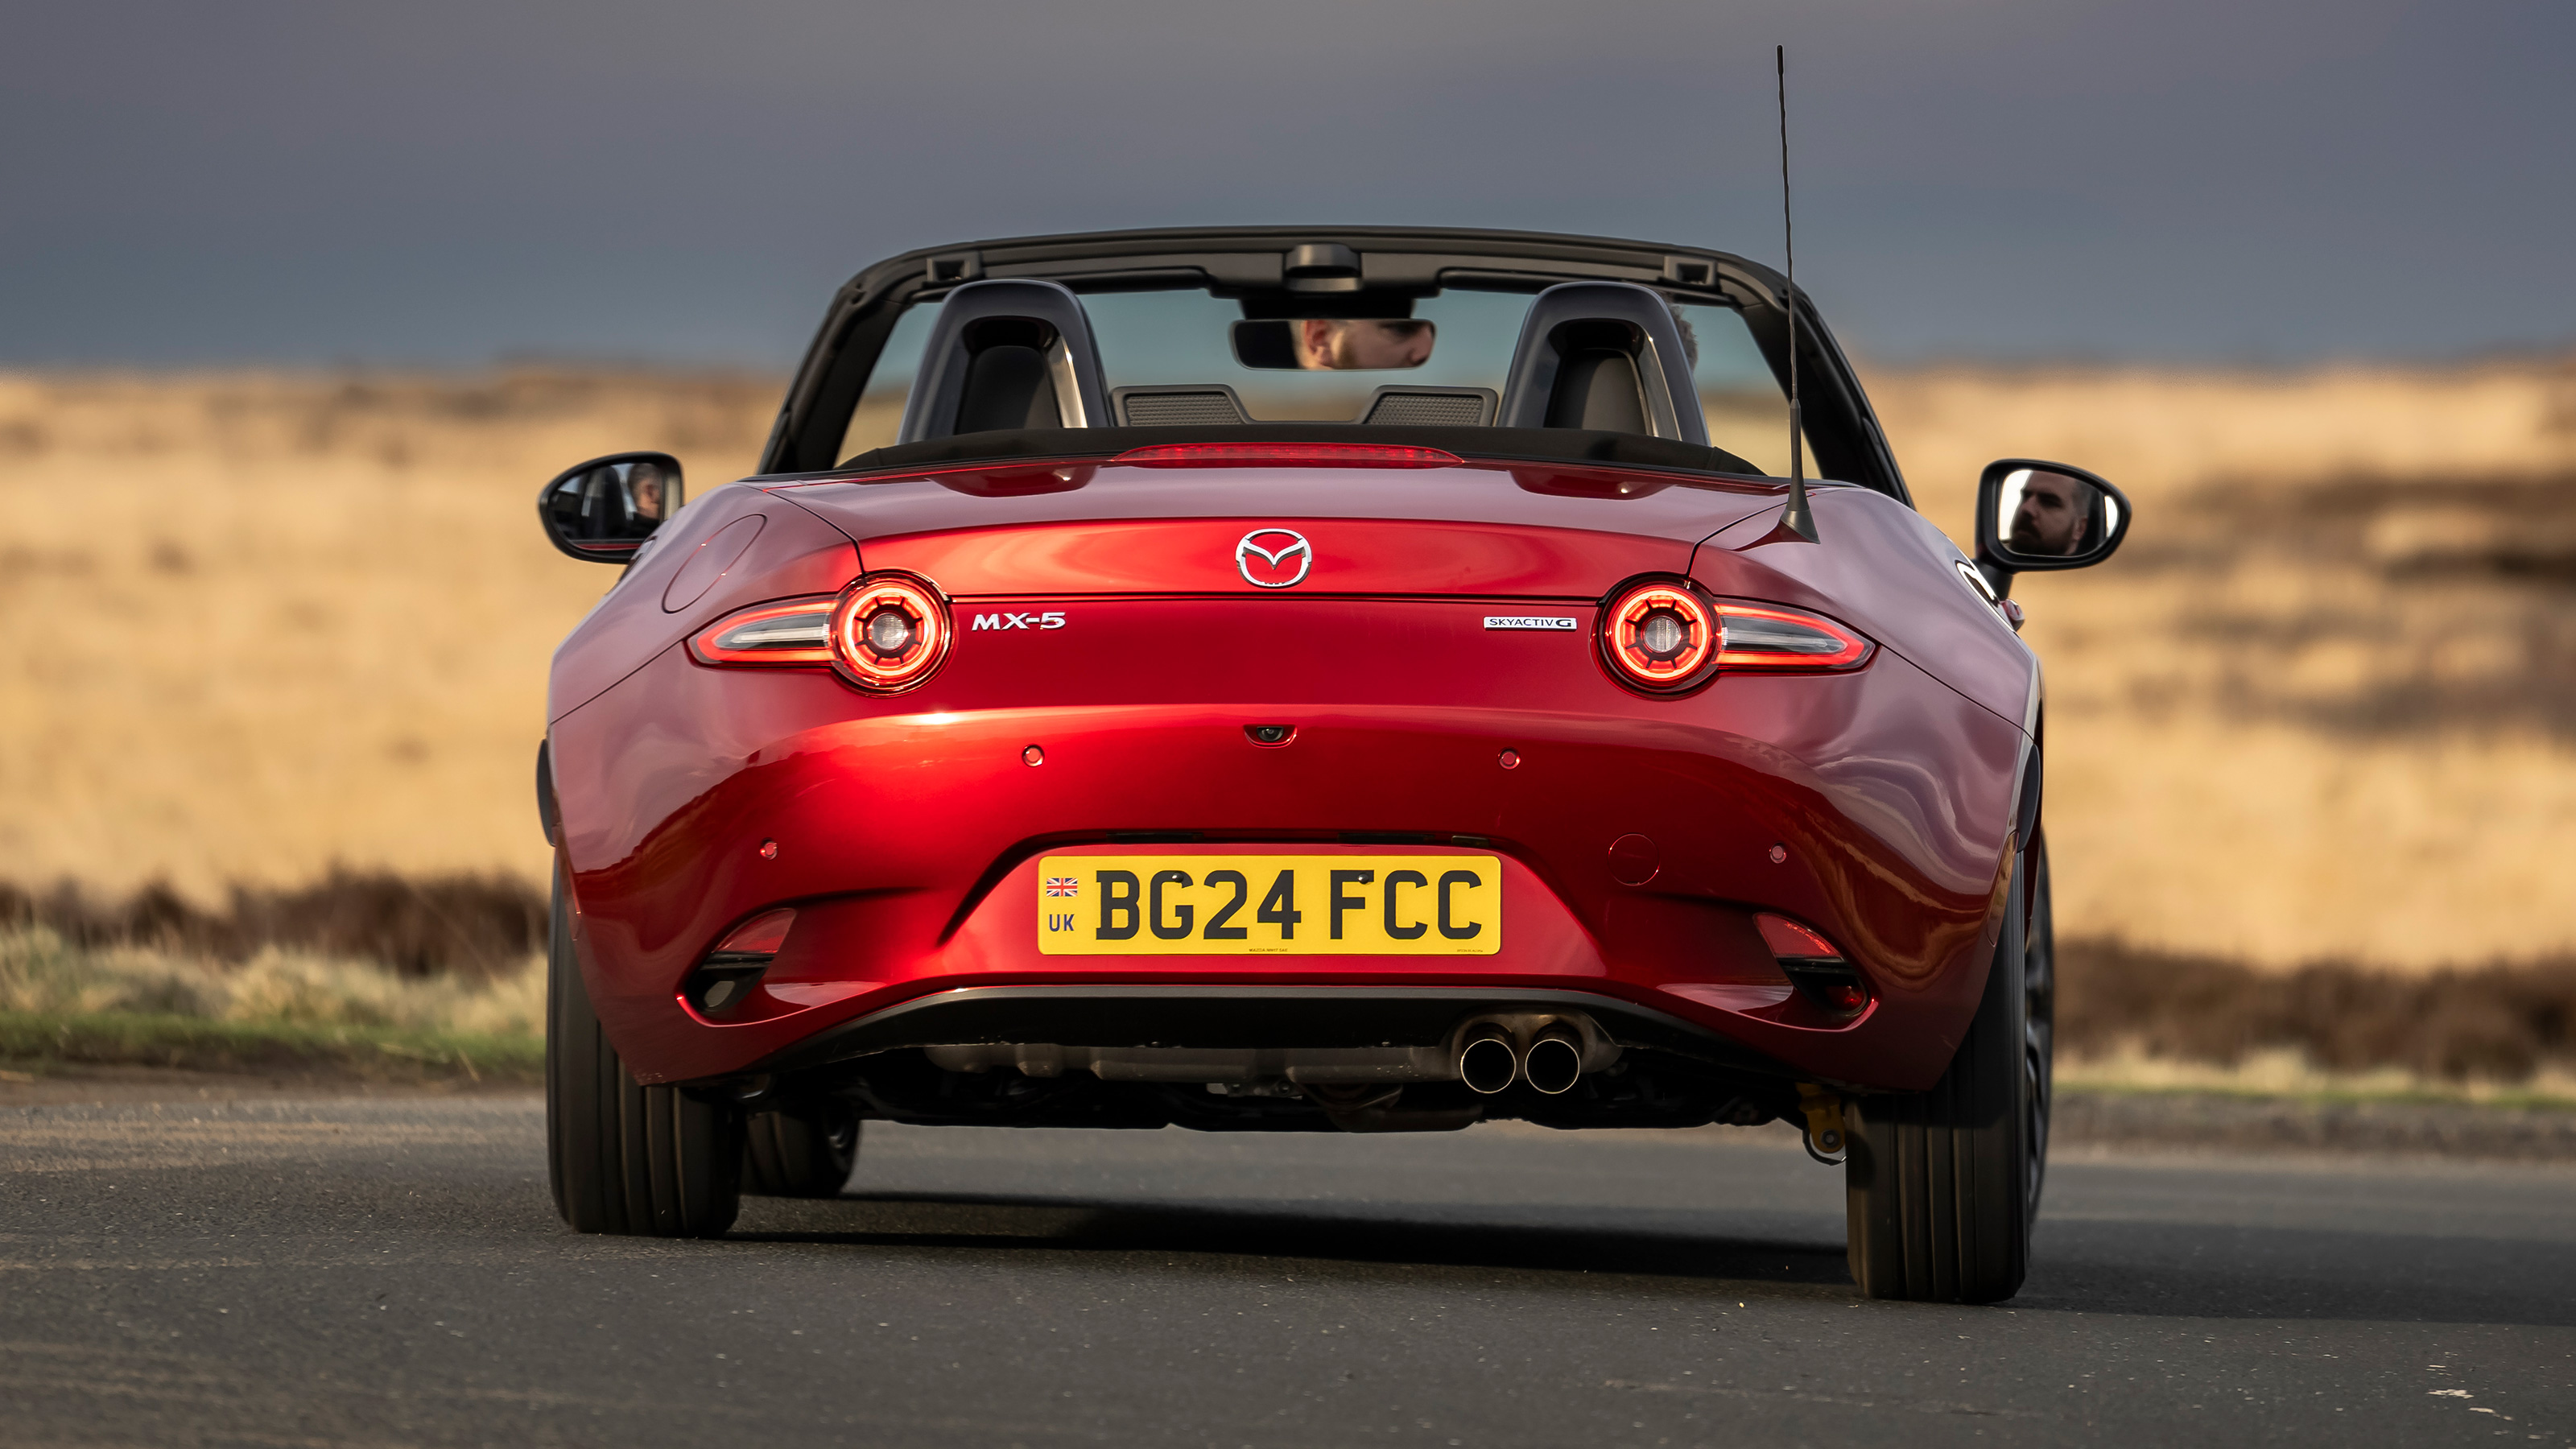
[625,461,669,530]
[2008,471,2092,555]
[1295,318,1434,370]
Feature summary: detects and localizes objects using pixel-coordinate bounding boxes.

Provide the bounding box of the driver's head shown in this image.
[2008,472,2091,555]
[627,462,666,520]
[1295,318,1434,370]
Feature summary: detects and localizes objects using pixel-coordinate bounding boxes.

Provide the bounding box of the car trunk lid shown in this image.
[766,458,1784,598]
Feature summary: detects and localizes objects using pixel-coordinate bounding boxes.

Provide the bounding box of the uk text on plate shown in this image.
[1483,615,1579,630]
[1037,854,1501,955]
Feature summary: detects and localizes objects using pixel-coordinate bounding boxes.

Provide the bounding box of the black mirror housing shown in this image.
[1975,458,2130,584]
[539,452,685,564]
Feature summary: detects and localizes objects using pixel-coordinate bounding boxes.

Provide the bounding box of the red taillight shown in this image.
[829,572,950,692]
[1602,580,1719,691]
[688,597,837,667]
[1599,586,1874,694]
[711,908,795,960]
[1713,602,1872,671]
[1109,442,1463,469]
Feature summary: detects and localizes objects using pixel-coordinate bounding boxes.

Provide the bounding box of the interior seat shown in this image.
[896,280,1111,444]
[1497,282,1709,445]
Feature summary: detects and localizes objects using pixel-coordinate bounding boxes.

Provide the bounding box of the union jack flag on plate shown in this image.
[1042,877,1080,897]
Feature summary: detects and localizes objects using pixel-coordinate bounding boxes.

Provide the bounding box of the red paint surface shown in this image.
[1607,833,1660,886]
[547,458,2035,1093]
[659,514,767,613]
[550,485,858,723]
[1693,485,2035,730]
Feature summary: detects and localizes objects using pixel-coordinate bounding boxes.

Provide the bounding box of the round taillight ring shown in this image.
[1600,578,1722,694]
[828,572,951,692]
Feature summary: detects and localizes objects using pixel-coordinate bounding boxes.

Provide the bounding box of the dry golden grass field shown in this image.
[2,357,2572,972]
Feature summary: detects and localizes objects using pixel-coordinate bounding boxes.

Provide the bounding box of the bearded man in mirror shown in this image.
[2008,471,2093,556]
[1295,318,1435,370]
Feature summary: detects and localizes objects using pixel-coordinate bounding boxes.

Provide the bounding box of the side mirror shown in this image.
[1975,458,2130,592]
[539,452,684,564]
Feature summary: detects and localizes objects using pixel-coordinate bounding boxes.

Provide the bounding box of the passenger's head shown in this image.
[1295,318,1435,370]
[2008,470,2092,556]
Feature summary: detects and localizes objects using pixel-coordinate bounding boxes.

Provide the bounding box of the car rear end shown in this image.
[546,448,2027,1133]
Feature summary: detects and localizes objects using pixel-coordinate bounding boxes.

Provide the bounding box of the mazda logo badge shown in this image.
[1235,528,1312,588]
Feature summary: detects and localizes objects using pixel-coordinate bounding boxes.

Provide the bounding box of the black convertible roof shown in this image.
[758,226,1908,504]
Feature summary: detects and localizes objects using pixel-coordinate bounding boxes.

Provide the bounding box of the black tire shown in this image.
[1843,848,2046,1302]
[546,859,744,1237]
[742,1101,862,1198]
[2025,840,2056,1212]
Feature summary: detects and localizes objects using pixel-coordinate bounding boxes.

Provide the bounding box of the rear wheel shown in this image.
[2024,840,2056,1213]
[742,1101,862,1198]
[1843,849,2045,1302]
[546,859,744,1237]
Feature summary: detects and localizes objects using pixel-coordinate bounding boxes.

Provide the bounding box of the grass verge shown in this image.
[0,1010,540,1085]
[2058,1051,2576,1113]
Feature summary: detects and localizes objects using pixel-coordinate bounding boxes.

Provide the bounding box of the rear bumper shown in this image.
[749,984,1792,1076]
[551,642,2021,1092]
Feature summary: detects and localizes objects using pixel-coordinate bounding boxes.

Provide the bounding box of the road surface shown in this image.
[3,1094,2570,1446]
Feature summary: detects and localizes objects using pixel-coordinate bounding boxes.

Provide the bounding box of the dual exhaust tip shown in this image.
[1456,1020,1588,1096]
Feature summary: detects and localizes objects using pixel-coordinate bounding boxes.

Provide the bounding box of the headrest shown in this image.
[896,279,1112,444]
[1496,282,1709,446]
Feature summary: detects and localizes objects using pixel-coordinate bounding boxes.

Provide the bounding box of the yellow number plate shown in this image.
[1036,855,1501,956]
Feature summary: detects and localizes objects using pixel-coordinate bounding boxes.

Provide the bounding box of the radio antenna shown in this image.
[1775,43,1818,543]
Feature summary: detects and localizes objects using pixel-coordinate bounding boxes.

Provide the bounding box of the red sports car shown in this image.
[535,227,2128,1302]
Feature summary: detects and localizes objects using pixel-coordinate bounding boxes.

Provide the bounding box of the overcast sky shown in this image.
[4,0,2569,367]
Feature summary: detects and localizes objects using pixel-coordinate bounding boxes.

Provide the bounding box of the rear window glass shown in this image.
[837,287,1810,471]
[1674,302,1808,477]
[841,303,940,459]
[1084,288,1533,423]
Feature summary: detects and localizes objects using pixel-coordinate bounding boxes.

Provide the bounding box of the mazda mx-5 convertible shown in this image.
[534,227,2128,1302]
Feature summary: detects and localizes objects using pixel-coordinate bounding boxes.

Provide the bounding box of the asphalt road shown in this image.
[3,1095,2571,1447]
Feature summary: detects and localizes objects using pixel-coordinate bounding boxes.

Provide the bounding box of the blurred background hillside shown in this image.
[3,357,2571,972]
[6,0,2574,1090]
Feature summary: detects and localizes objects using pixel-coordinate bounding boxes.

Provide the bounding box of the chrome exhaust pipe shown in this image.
[1521,1027,1584,1096]
[1456,1024,1518,1095]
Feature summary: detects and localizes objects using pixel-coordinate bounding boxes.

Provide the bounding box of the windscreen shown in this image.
[1090,289,1529,423]
[836,285,1811,473]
